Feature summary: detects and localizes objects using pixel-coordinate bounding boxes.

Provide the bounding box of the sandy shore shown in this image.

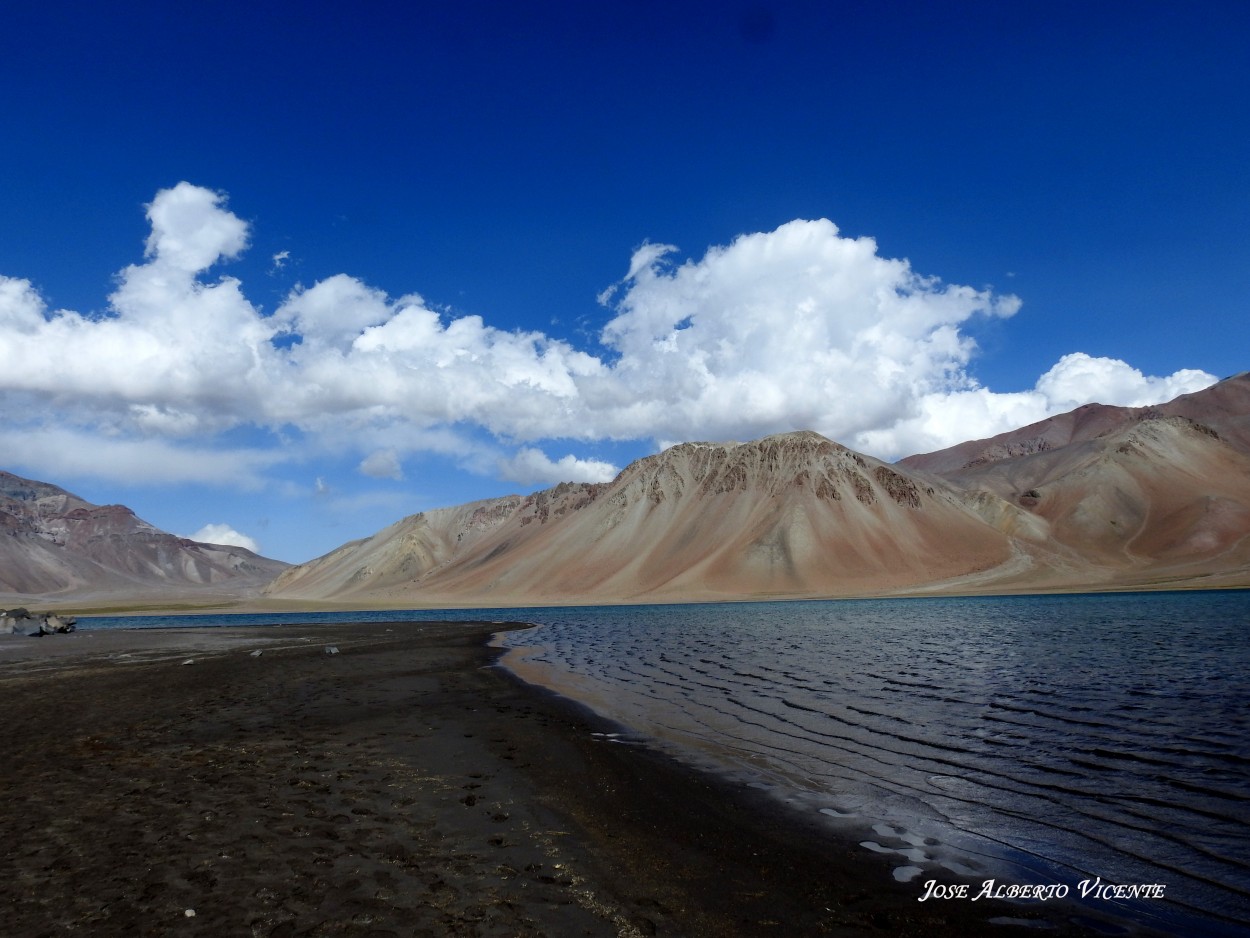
[0,622,1131,936]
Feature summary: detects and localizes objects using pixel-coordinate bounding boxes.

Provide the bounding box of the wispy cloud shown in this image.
[358,449,404,480]
[0,425,288,489]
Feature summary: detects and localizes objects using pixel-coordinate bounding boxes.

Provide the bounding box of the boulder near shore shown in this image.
[0,608,76,636]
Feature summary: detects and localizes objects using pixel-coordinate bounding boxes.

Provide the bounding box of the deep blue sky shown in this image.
[2,1,1247,562]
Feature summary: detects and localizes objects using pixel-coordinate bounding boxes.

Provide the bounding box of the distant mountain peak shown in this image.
[267,430,1004,604]
[0,469,288,603]
[903,371,1250,475]
[0,470,83,505]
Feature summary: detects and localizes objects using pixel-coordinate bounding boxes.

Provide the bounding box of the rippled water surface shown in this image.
[495,593,1250,935]
[84,592,1250,934]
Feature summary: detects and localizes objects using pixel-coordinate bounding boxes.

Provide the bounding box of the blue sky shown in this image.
[2,1,1246,563]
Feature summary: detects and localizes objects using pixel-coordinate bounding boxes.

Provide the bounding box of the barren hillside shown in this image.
[0,471,288,604]
[267,432,1018,604]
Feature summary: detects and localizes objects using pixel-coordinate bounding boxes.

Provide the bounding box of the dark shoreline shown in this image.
[0,622,1161,936]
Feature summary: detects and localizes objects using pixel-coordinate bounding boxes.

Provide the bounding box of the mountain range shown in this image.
[267,371,1250,605]
[4,372,1248,609]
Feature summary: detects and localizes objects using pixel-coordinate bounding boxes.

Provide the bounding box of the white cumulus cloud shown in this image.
[143,182,248,273]
[590,219,1027,445]
[498,448,619,486]
[854,353,1218,458]
[1034,353,1216,412]
[188,523,260,553]
[0,182,1219,495]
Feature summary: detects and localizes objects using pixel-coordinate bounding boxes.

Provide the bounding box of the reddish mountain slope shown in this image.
[901,371,1250,474]
[0,471,288,603]
[899,373,1250,591]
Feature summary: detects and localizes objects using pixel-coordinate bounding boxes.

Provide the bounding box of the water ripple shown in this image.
[500,591,1250,935]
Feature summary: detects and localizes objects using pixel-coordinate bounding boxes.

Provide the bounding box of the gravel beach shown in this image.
[0,621,1115,936]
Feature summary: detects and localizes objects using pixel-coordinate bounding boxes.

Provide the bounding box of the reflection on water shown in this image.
[83,591,1250,934]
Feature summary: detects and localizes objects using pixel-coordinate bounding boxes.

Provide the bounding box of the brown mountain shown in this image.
[900,371,1250,474]
[266,432,1022,605]
[0,471,288,604]
[269,373,1250,605]
[899,372,1250,591]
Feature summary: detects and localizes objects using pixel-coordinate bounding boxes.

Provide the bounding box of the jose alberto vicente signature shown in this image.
[919,877,1167,903]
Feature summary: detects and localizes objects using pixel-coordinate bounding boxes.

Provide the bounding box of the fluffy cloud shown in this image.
[1034,353,1215,412]
[0,186,270,436]
[591,220,1026,444]
[497,447,619,486]
[143,182,248,273]
[189,523,260,553]
[0,183,1218,494]
[855,353,1217,458]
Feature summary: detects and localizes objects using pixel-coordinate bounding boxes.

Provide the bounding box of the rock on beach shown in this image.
[0,609,77,636]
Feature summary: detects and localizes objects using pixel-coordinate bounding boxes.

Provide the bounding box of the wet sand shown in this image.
[0,622,1124,936]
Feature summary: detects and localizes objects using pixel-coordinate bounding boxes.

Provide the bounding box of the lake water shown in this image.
[82,591,1250,935]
